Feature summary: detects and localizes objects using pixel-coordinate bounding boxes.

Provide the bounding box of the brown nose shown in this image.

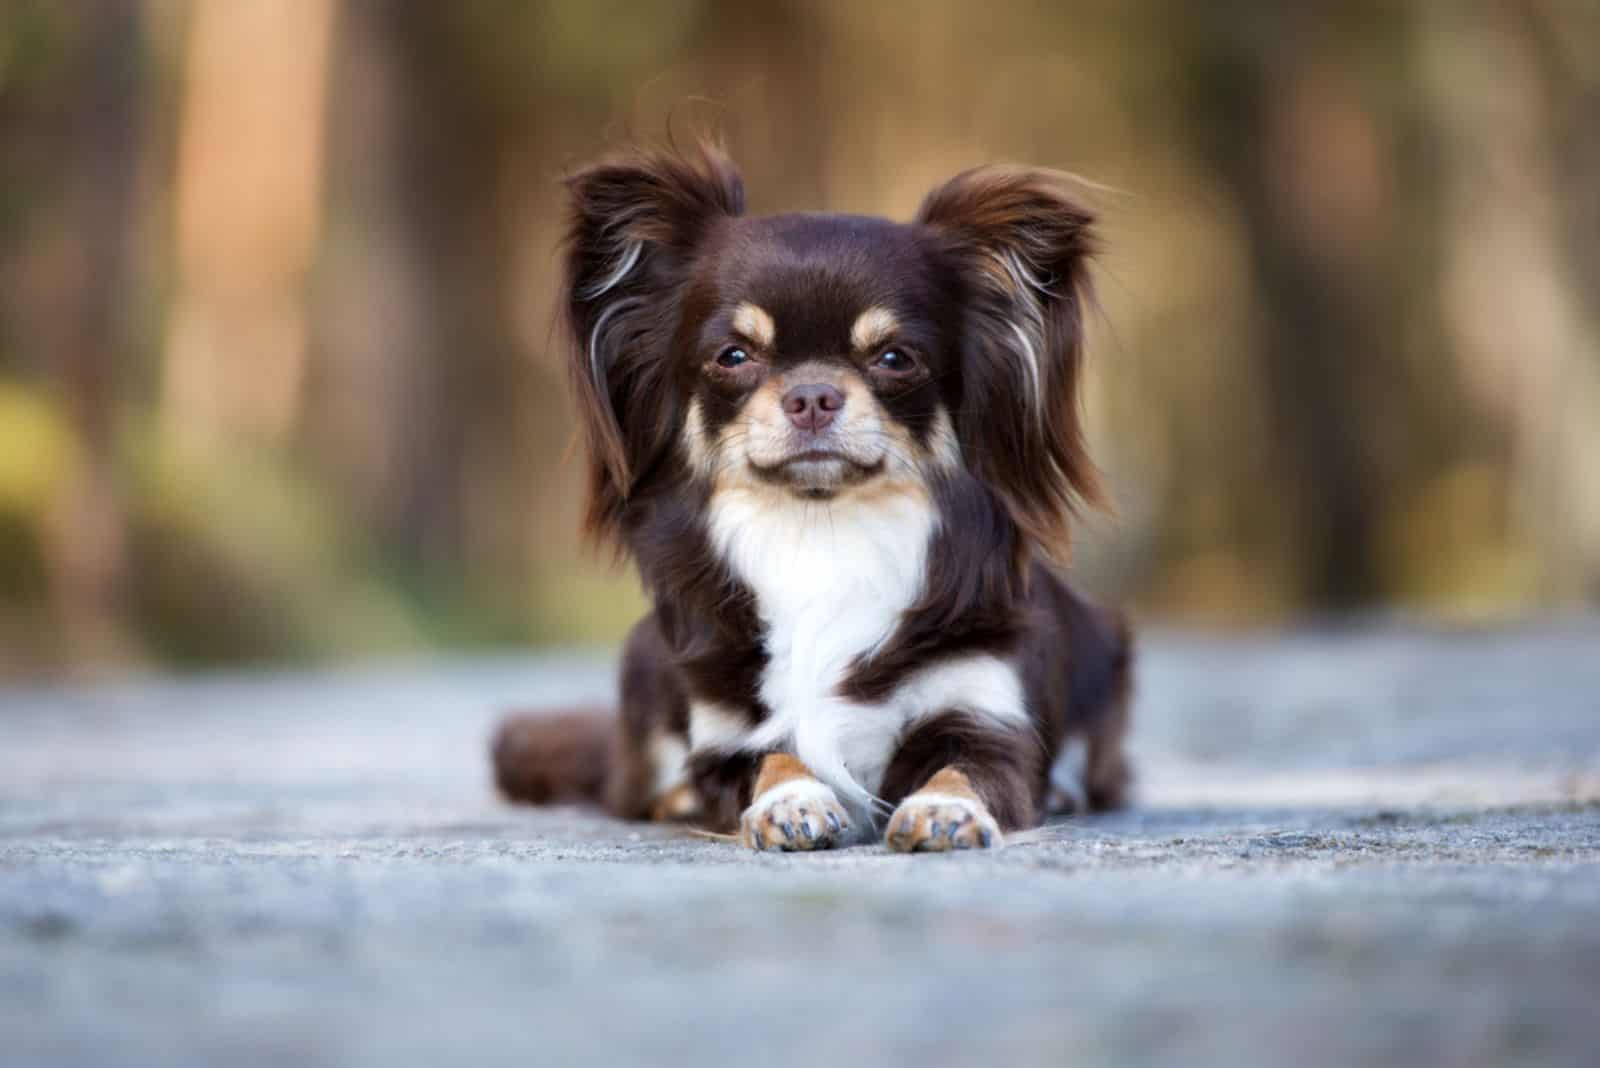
[781,383,845,433]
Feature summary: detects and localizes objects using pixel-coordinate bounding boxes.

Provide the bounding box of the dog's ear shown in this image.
[917,166,1101,562]
[563,141,745,547]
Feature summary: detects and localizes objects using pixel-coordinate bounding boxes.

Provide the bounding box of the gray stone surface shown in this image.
[3,621,1599,1067]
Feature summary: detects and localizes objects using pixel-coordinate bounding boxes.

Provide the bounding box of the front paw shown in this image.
[884,792,1001,852]
[739,779,851,852]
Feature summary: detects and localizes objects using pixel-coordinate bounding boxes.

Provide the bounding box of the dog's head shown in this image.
[563,142,1100,562]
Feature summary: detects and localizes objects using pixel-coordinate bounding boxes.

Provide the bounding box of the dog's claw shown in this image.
[884,793,1003,853]
[738,782,851,852]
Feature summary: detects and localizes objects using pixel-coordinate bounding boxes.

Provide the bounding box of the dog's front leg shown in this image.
[738,753,853,852]
[879,716,1040,852]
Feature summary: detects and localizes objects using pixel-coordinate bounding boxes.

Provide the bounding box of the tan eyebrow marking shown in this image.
[732,302,776,348]
[850,306,899,351]
[927,405,961,469]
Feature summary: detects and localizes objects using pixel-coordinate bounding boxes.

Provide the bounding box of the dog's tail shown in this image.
[490,709,614,806]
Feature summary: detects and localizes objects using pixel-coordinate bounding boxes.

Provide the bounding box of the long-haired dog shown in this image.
[492,142,1132,852]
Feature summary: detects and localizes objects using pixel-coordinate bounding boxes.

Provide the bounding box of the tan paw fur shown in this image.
[885,792,1001,852]
[739,778,851,852]
[649,783,703,822]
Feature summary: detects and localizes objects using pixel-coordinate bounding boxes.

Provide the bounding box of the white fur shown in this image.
[681,399,715,480]
[647,729,688,799]
[580,228,648,393]
[995,246,1052,422]
[1049,735,1088,811]
[578,204,650,301]
[580,239,642,300]
[586,296,643,389]
[689,700,749,751]
[892,656,1029,731]
[927,406,963,470]
[749,776,838,810]
[699,486,1029,820]
[1007,319,1044,417]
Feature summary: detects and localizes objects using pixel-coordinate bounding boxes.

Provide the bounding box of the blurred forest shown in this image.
[2,0,1598,679]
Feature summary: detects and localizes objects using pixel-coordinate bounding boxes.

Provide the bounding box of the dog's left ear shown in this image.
[917,167,1102,562]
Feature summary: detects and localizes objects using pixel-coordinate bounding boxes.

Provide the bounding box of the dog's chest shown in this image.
[706,489,934,792]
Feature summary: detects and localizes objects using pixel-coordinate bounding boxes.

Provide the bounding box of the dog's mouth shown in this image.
[748,450,885,496]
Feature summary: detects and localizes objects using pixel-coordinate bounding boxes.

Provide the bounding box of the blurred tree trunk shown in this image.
[308,0,463,574]
[1513,0,1600,599]
[162,0,335,452]
[1170,3,1475,609]
[1513,1,1600,308]
[45,0,143,668]
[308,1,543,598]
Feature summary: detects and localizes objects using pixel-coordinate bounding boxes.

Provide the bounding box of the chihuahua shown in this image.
[493,142,1131,852]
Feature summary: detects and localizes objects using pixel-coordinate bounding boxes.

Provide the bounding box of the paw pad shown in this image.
[739,781,851,852]
[884,794,1001,852]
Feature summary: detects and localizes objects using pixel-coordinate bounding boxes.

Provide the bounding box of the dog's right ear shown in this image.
[563,142,745,547]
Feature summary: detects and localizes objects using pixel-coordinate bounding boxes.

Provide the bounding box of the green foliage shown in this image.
[2,2,1598,678]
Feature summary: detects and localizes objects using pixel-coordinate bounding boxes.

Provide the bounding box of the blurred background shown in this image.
[1,0,1597,680]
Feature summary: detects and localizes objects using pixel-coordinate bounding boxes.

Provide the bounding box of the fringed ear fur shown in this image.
[916,166,1102,563]
[563,141,745,547]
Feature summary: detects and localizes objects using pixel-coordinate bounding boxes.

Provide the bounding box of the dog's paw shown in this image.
[739,778,851,852]
[649,783,703,822]
[884,792,1001,852]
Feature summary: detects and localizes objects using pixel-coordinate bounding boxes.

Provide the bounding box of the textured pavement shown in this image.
[3,621,1599,1066]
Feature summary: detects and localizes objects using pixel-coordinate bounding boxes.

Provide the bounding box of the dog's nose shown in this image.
[781,383,845,433]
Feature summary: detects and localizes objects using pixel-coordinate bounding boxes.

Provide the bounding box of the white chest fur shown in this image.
[700,486,1028,814]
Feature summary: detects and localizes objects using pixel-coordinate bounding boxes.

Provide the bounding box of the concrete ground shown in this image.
[3,620,1598,1067]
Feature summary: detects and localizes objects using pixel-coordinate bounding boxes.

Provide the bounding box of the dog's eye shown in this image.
[715,346,750,369]
[873,349,916,373]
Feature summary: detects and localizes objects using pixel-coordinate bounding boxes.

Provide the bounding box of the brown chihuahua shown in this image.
[493,142,1132,852]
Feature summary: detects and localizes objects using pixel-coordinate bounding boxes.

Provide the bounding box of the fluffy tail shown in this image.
[490,709,614,805]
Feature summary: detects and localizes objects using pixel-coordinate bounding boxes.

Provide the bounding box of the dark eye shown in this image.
[715,346,750,369]
[873,349,916,373]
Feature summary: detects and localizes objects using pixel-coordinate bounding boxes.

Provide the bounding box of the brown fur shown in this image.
[493,142,1133,850]
[562,142,745,550]
[916,166,1103,563]
[491,710,611,806]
